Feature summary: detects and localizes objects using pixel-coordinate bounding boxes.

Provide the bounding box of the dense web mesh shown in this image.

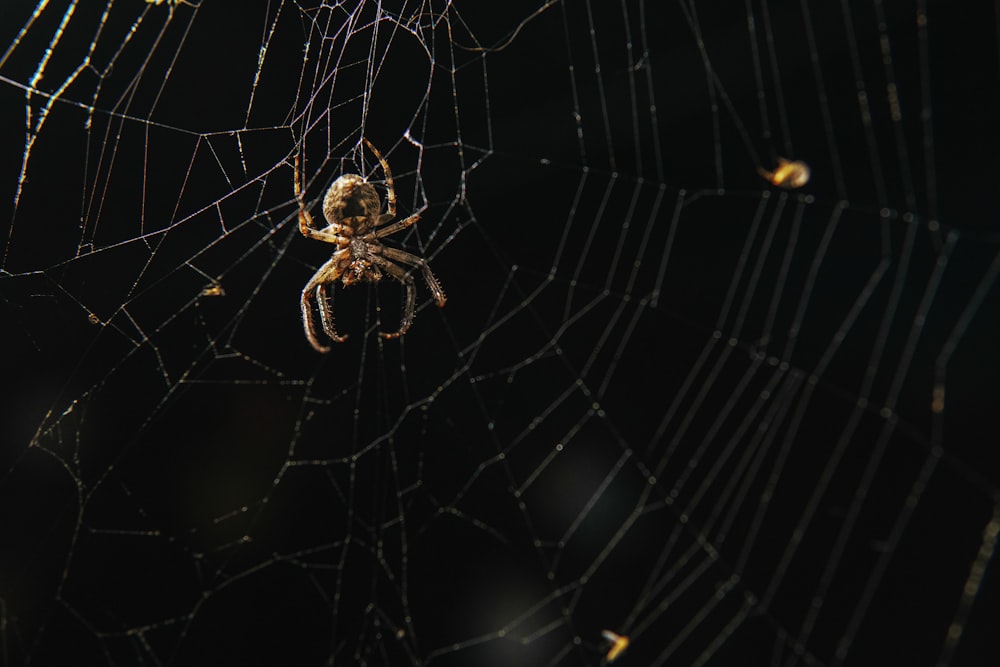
[0,1,997,665]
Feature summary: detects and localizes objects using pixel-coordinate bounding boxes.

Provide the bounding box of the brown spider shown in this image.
[294,138,446,352]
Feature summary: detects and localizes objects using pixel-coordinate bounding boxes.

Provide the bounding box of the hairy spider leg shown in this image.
[362,137,396,218]
[301,250,351,351]
[380,246,447,307]
[294,151,348,243]
[370,256,417,339]
[316,283,343,345]
[372,213,420,239]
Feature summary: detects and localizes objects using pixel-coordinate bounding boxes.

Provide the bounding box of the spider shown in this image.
[294,138,446,352]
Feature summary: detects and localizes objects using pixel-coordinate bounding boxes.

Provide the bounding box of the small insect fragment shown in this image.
[601,630,629,662]
[758,157,810,189]
[200,282,225,297]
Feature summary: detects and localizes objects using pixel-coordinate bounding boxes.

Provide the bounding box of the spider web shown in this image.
[1,1,997,665]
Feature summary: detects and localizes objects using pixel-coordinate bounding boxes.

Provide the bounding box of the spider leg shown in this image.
[370,256,416,339]
[373,213,419,239]
[301,251,350,351]
[292,151,315,233]
[302,288,333,352]
[362,138,396,218]
[379,246,447,307]
[293,151,351,244]
[316,283,347,345]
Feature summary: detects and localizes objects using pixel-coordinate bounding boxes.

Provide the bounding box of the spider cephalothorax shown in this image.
[294,139,446,352]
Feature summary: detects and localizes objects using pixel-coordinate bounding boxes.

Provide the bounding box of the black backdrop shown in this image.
[0,1,997,665]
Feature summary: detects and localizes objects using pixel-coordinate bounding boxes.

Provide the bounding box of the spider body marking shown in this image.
[294,139,446,352]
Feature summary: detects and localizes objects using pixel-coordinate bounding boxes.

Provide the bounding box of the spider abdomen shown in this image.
[323,174,381,231]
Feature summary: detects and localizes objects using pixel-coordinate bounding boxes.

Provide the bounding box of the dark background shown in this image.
[0,1,997,665]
